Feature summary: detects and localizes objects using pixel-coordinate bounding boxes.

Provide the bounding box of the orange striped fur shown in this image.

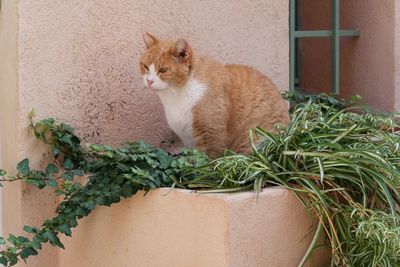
[140,33,289,157]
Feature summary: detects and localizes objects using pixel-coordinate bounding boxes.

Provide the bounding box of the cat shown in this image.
[139,33,290,157]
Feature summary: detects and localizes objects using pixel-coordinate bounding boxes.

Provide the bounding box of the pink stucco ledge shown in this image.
[58,187,331,267]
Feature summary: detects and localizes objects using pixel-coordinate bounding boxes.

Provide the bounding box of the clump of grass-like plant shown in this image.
[185,98,400,266]
[0,94,399,266]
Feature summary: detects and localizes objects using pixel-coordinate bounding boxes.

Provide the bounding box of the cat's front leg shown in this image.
[191,110,228,158]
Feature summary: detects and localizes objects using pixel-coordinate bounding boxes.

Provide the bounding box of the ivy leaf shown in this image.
[155,150,172,169]
[23,225,39,234]
[121,183,134,197]
[7,234,18,245]
[95,196,111,206]
[9,254,18,266]
[62,171,74,181]
[109,191,121,203]
[47,180,58,188]
[52,146,61,157]
[73,169,84,177]
[55,189,66,196]
[63,158,74,170]
[82,202,96,211]
[68,218,78,228]
[17,236,30,243]
[60,123,73,133]
[60,135,72,145]
[42,231,65,249]
[32,236,43,250]
[24,178,47,189]
[57,224,72,237]
[0,169,6,176]
[17,159,30,176]
[75,207,88,217]
[20,247,38,260]
[45,164,59,174]
[0,256,7,265]
[0,237,5,245]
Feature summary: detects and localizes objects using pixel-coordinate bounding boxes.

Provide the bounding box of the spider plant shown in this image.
[182,99,400,266]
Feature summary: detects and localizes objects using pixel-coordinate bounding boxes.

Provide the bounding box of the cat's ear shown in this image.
[143,32,159,48]
[171,38,192,63]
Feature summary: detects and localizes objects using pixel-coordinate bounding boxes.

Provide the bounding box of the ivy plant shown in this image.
[0,94,399,266]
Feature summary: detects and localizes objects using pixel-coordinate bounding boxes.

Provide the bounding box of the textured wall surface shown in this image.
[59,188,330,267]
[1,0,289,266]
[300,0,396,112]
[0,0,22,257]
[17,0,289,149]
[395,1,400,111]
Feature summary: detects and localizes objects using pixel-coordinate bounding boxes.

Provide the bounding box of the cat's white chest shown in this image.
[157,79,207,147]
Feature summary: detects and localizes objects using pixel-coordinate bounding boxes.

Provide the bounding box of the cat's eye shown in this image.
[159,68,168,74]
[143,64,149,71]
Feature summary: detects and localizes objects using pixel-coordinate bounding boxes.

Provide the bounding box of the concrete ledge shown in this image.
[59,188,330,267]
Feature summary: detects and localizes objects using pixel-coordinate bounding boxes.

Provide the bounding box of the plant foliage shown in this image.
[0,94,399,266]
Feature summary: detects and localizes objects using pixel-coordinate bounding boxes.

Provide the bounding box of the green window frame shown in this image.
[289,0,360,94]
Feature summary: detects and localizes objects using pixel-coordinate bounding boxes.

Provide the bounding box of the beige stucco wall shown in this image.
[0,0,22,252]
[1,0,290,266]
[395,1,400,112]
[59,188,330,267]
[17,0,289,149]
[301,0,396,112]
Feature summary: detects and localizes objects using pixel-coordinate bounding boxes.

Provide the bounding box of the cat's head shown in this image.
[139,33,193,91]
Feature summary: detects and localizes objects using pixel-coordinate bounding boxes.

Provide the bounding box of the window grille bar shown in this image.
[295,0,302,89]
[332,0,340,94]
[293,30,360,38]
[289,0,296,92]
[289,0,360,94]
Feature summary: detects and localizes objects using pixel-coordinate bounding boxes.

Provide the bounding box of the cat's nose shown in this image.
[147,79,154,87]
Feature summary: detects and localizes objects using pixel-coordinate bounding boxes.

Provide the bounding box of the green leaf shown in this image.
[32,236,43,250]
[17,159,30,176]
[0,237,5,245]
[9,254,18,266]
[63,158,74,170]
[155,150,172,169]
[47,179,58,188]
[75,207,88,217]
[68,218,78,228]
[62,171,74,181]
[45,163,59,174]
[7,234,18,245]
[57,224,72,237]
[55,189,65,196]
[61,123,74,133]
[60,135,72,145]
[24,178,47,189]
[52,146,61,157]
[73,169,84,177]
[42,231,65,249]
[82,202,96,211]
[41,117,55,126]
[17,236,30,244]
[95,196,111,206]
[0,169,6,176]
[20,247,38,260]
[23,225,38,234]
[0,256,7,266]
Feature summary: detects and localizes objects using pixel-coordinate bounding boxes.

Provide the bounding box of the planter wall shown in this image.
[0,1,289,265]
[59,188,331,267]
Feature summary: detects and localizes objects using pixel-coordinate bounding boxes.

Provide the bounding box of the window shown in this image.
[289,0,360,94]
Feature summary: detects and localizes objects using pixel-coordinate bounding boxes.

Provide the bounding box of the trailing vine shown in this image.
[0,112,209,266]
[0,94,399,266]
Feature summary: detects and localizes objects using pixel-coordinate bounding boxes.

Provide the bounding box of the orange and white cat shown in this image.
[139,33,290,157]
